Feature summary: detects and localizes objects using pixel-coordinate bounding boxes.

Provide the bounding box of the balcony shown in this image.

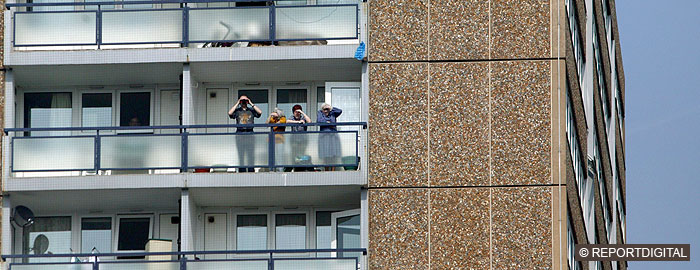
[2,249,367,270]
[5,0,360,50]
[4,123,366,186]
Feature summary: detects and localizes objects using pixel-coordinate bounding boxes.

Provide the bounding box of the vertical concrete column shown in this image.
[181,64,194,126]
[2,196,11,260]
[180,189,196,253]
[3,70,15,183]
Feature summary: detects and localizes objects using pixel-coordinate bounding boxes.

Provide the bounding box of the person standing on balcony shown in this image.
[317,103,342,171]
[287,105,312,171]
[267,108,287,172]
[229,95,262,172]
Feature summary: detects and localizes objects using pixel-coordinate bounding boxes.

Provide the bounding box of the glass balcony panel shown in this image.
[11,264,93,270]
[99,262,179,270]
[101,10,182,44]
[275,5,356,40]
[188,134,270,168]
[189,8,270,41]
[13,137,95,171]
[274,132,357,167]
[274,259,357,270]
[100,135,181,169]
[187,260,268,270]
[15,12,97,46]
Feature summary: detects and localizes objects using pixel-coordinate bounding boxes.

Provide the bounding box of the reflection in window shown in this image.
[24,217,72,262]
[237,215,267,250]
[117,217,151,251]
[277,89,307,117]
[336,214,360,258]
[24,92,72,137]
[316,86,325,113]
[82,217,112,253]
[82,93,112,127]
[275,214,306,249]
[315,211,332,257]
[119,92,150,127]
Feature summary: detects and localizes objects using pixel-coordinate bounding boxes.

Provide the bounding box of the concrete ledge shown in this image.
[5,170,367,191]
[5,45,359,66]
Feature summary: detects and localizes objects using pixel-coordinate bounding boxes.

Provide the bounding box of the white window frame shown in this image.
[330,209,360,257]
[78,90,117,135]
[114,214,154,253]
[79,215,115,254]
[115,89,155,134]
[272,210,311,252]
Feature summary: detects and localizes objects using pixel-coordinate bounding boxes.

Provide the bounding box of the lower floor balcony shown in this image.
[2,187,365,269]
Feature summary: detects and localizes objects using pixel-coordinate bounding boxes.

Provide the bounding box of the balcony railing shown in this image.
[6,0,359,48]
[1,248,367,270]
[4,123,366,174]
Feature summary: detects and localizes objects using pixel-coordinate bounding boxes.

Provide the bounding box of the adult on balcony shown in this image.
[317,103,342,171]
[287,105,312,171]
[229,95,262,172]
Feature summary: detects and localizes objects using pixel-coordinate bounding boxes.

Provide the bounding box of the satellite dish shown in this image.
[32,234,50,255]
[12,205,35,228]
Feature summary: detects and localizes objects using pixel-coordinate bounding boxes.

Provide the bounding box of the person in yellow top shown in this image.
[267,108,287,171]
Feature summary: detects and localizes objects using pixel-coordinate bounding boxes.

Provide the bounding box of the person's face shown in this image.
[239,96,249,107]
[322,107,331,115]
[129,117,140,126]
[294,110,301,117]
[270,112,279,121]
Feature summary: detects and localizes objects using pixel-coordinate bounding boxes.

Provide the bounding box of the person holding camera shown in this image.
[229,95,262,172]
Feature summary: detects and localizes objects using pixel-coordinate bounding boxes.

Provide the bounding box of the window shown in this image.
[275,214,306,249]
[276,89,307,118]
[82,217,112,253]
[24,92,72,136]
[593,16,611,125]
[117,217,151,252]
[82,93,113,127]
[565,0,586,89]
[24,217,72,262]
[119,92,151,127]
[237,215,268,250]
[567,216,581,270]
[316,86,326,113]
[594,138,612,240]
[315,211,332,256]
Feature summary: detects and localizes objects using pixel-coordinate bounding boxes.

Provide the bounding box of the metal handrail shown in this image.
[3,122,368,134]
[3,248,367,270]
[1,248,368,260]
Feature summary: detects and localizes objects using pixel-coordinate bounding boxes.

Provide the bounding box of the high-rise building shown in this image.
[0,0,624,269]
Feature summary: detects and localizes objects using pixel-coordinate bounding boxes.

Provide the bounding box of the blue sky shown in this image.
[617,0,700,268]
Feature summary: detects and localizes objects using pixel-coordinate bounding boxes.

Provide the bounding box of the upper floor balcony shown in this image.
[3,0,366,66]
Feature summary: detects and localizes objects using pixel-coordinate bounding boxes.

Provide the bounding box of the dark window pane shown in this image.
[24,92,72,136]
[83,93,112,108]
[315,211,332,227]
[118,218,150,251]
[316,86,325,111]
[237,215,267,227]
[82,93,112,127]
[275,214,306,226]
[82,218,112,230]
[120,92,150,126]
